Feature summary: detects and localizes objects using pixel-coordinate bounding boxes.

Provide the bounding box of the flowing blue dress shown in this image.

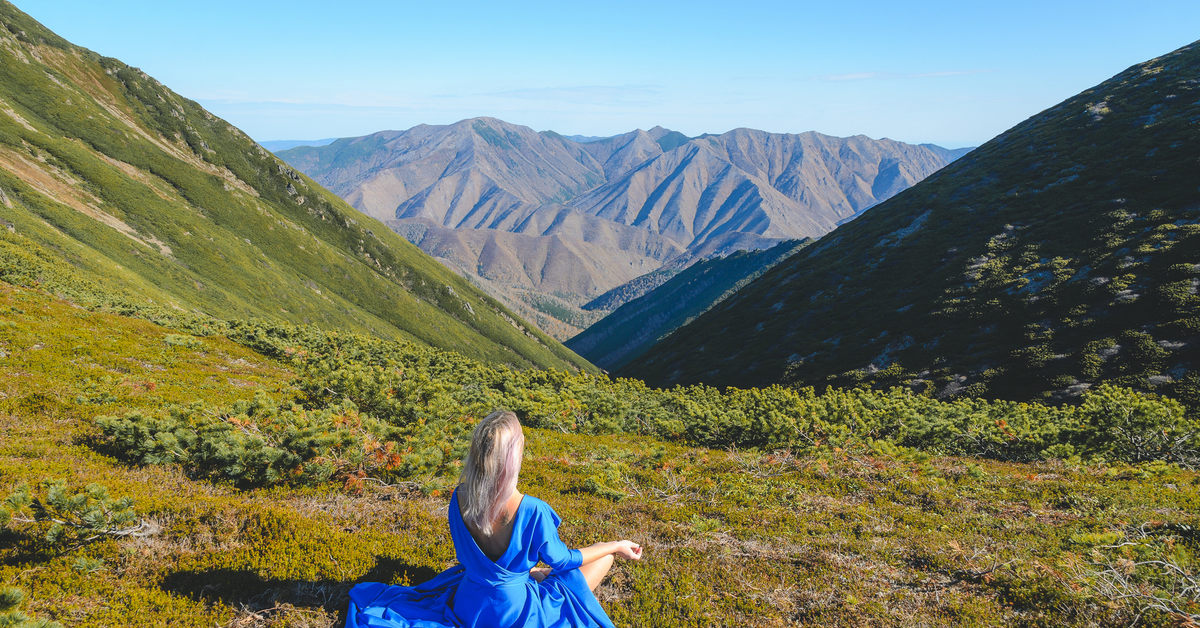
[345,489,615,628]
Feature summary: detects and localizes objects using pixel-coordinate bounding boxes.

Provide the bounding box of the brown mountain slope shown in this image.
[568,129,957,247]
[282,118,604,227]
[575,128,666,178]
[390,218,672,299]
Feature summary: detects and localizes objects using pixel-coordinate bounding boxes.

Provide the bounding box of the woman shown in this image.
[346,410,643,628]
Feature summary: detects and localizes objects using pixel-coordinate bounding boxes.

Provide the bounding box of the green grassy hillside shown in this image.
[1,281,1197,626]
[624,40,1200,409]
[568,240,807,371]
[0,1,591,372]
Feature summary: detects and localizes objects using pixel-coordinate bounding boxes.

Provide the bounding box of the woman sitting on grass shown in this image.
[346,410,643,628]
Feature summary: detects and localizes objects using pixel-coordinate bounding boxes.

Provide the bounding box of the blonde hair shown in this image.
[458,410,524,536]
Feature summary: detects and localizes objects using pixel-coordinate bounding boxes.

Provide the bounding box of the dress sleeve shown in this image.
[534,501,583,572]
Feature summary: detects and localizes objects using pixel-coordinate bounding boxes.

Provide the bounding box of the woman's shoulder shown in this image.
[519,494,562,523]
[520,493,551,511]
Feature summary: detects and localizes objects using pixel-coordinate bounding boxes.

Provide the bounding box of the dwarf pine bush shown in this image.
[73,286,1198,491]
[98,394,375,487]
[0,481,145,553]
[95,390,472,488]
[94,312,1200,491]
[1076,384,1198,465]
[0,585,63,628]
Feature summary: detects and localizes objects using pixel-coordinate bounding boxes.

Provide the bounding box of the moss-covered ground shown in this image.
[1,281,1196,626]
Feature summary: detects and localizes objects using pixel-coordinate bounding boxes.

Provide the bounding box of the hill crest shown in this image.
[0,1,592,371]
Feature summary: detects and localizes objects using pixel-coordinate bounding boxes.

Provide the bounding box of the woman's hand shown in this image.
[577,540,644,565]
[611,540,642,560]
[529,566,551,582]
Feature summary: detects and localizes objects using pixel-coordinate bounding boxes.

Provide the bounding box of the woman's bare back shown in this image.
[462,490,523,560]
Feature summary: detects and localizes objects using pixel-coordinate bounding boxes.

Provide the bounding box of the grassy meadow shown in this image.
[1,281,1197,627]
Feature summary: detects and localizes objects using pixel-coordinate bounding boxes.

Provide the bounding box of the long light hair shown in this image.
[458,410,524,536]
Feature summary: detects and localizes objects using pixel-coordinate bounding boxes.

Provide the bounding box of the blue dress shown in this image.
[345,489,615,628]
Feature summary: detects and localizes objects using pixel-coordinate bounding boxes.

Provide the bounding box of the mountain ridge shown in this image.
[280,118,967,337]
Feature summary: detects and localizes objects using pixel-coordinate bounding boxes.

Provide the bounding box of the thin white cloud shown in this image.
[198,99,414,110]
[819,70,990,82]
[823,72,886,82]
[196,84,667,112]
[196,97,417,109]
[465,84,664,107]
[910,70,988,78]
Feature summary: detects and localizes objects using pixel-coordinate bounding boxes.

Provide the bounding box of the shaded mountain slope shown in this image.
[567,239,808,372]
[0,1,592,371]
[624,40,1200,408]
[581,269,679,311]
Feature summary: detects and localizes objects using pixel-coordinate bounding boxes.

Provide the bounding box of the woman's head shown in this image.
[458,410,525,535]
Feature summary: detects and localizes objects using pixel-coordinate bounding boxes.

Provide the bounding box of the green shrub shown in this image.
[1075,384,1198,465]
[0,586,63,628]
[95,390,470,488]
[98,394,370,487]
[93,314,1200,492]
[1,481,145,553]
[162,333,202,349]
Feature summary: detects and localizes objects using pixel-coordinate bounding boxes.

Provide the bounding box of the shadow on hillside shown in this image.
[159,556,440,621]
[0,529,66,566]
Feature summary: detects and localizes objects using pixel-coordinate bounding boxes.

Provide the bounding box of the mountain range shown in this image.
[0,2,590,372]
[624,39,1200,408]
[279,119,970,337]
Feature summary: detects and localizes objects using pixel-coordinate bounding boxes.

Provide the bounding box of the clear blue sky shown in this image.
[17,0,1200,147]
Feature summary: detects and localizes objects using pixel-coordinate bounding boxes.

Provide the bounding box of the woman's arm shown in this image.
[534,541,641,580]
[576,540,642,565]
[531,500,643,571]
